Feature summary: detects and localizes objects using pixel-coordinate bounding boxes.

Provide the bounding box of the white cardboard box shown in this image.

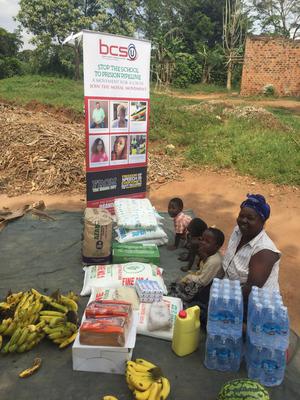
[72,312,138,374]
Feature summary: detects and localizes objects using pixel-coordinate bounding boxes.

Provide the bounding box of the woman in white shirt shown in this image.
[222,194,280,306]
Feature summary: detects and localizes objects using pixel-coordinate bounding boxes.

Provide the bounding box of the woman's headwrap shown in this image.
[240,194,270,222]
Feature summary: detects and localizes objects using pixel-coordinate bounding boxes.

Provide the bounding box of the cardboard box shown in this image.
[72,312,138,374]
[112,242,160,265]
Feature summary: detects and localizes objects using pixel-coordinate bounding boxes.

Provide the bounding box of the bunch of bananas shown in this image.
[0,288,79,353]
[125,358,170,400]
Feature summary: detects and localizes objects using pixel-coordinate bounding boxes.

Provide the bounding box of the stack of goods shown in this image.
[125,358,171,400]
[114,198,168,246]
[112,243,160,265]
[0,289,79,353]
[80,262,167,296]
[82,208,113,264]
[90,287,182,341]
[79,300,132,347]
[246,286,289,387]
[135,280,163,303]
[205,278,243,372]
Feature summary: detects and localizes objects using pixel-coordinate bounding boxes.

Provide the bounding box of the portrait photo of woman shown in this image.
[111,102,129,130]
[111,135,128,161]
[89,136,109,167]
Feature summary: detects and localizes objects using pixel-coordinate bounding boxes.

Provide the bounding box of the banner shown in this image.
[82,30,151,211]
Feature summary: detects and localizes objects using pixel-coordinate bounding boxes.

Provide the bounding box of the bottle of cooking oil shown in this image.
[172,305,201,356]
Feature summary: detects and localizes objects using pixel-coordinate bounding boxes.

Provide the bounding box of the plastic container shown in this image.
[172,306,200,356]
[204,334,242,372]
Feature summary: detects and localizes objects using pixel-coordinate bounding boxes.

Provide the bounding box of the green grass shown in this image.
[0,75,299,186]
[150,93,300,186]
[0,75,84,113]
[168,82,229,94]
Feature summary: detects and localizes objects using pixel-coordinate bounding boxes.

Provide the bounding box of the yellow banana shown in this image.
[65,322,78,332]
[148,381,161,400]
[127,364,153,378]
[30,289,42,298]
[102,396,118,400]
[9,326,23,345]
[60,295,78,312]
[17,327,30,346]
[0,335,2,349]
[2,321,17,336]
[0,302,11,310]
[39,310,66,317]
[8,343,18,353]
[128,372,154,391]
[125,374,135,391]
[48,330,72,340]
[16,343,27,353]
[22,294,35,310]
[36,320,46,330]
[15,292,31,312]
[28,324,37,333]
[135,358,157,369]
[6,291,23,305]
[26,331,38,343]
[19,357,42,378]
[49,317,66,328]
[127,360,151,373]
[58,332,77,349]
[159,377,171,399]
[0,318,12,334]
[1,341,10,353]
[133,387,152,400]
[41,296,68,313]
[67,291,79,302]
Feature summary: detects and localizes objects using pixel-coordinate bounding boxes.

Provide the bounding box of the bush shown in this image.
[172,54,202,88]
[262,84,276,97]
[0,56,25,79]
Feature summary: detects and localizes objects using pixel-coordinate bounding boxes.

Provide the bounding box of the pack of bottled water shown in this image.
[207,278,243,338]
[204,278,243,372]
[246,286,289,386]
[246,340,286,386]
[247,286,289,351]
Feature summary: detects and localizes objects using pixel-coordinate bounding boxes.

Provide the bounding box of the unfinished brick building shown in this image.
[241,36,300,97]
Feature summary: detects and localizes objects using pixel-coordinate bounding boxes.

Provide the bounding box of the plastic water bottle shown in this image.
[276,305,289,351]
[207,292,219,335]
[248,302,262,345]
[247,340,263,381]
[260,347,286,387]
[204,334,242,372]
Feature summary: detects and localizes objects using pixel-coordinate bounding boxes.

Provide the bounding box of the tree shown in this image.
[223,0,248,90]
[0,28,23,56]
[252,0,300,39]
[16,0,139,80]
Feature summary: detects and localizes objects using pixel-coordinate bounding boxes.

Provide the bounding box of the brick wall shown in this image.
[240,36,300,97]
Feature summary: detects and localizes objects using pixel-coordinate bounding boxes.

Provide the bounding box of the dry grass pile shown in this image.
[0,103,183,196]
[0,103,85,196]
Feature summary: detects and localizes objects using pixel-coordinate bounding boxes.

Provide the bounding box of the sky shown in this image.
[0,0,34,49]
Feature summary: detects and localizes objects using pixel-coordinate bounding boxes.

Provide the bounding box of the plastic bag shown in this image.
[148,302,172,332]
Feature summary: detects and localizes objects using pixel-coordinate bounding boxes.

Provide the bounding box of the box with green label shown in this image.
[112,243,160,265]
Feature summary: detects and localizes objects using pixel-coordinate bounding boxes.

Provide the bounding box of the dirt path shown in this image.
[1,169,299,334]
[168,91,300,113]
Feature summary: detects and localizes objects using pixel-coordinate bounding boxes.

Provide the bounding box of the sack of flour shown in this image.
[137,296,183,341]
[82,208,113,264]
[115,226,168,244]
[81,262,167,296]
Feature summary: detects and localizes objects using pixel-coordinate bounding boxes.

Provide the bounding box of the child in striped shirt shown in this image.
[168,197,192,250]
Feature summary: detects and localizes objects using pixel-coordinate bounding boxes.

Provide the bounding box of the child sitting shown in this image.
[169,227,225,311]
[179,218,208,272]
[167,197,192,250]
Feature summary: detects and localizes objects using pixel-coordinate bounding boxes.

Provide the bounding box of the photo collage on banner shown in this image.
[87,98,148,170]
[83,31,151,209]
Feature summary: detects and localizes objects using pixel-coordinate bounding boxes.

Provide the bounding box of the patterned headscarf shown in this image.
[240,194,270,222]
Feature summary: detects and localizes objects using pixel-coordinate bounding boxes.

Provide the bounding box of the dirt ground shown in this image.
[1,168,299,334]
[170,91,300,113]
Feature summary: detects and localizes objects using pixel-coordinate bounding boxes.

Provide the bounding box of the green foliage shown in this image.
[0,28,23,57]
[0,56,25,79]
[262,84,276,97]
[150,91,300,185]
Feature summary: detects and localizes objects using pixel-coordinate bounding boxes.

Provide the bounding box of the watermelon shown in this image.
[218,379,270,400]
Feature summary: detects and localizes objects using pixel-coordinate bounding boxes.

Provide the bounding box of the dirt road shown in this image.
[1,168,299,334]
[168,91,300,113]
